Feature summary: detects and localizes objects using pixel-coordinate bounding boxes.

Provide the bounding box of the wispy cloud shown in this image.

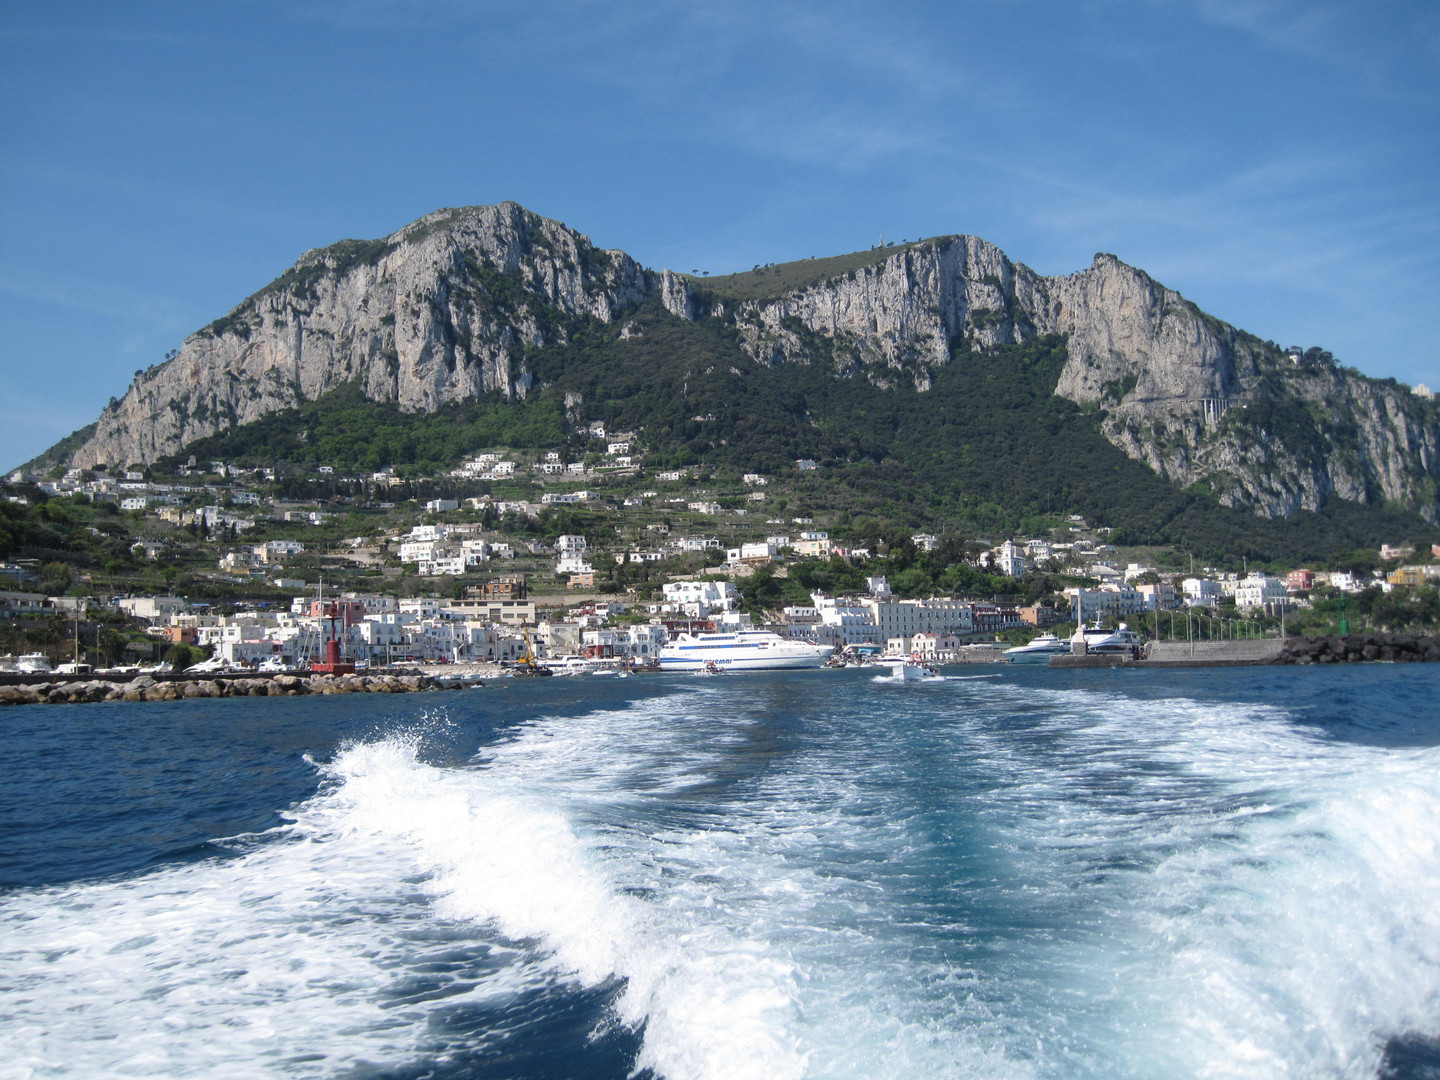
[0,262,194,343]
[1161,0,1439,100]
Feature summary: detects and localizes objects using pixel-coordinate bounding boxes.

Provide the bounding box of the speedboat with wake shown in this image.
[873,656,942,681]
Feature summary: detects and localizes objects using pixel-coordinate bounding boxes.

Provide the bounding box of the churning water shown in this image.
[2,665,1438,1079]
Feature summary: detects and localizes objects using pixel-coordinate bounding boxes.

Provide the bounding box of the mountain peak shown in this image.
[28,206,1440,524]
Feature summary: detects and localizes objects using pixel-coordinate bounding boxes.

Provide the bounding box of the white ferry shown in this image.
[659,629,833,672]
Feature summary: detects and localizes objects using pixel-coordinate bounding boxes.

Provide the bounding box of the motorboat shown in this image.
[539,655,601,676]
[659,629,833,672]
[14,653,54,675]
[873,656,941,681]
[1004,632,1071,663]
[1071,620,1144,655]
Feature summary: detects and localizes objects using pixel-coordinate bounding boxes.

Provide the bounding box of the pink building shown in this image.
[1286,569,1315,592]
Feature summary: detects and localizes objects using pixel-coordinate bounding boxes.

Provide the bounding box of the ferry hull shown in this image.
[658,652,831,672]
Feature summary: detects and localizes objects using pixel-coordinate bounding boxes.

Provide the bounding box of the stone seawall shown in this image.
[1142,639,1285,665]
[0,672,462,706]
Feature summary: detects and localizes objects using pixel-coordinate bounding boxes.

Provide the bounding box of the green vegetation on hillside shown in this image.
[154,383,563,475]
[151,294,1438,564]
[17,422,97,476]
[517,301,1435,562]
[688,237,953,302]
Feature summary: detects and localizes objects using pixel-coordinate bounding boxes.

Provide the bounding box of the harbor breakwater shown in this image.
[1059,632,1440,668]
[0,671,464,706]
[1272,632,1440,664]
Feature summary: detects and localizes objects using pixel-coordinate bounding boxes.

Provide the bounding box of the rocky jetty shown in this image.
[0,671,463,706]
[1273,633,1440,664]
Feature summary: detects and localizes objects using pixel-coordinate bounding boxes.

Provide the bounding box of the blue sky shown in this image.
[2,0,1437,470]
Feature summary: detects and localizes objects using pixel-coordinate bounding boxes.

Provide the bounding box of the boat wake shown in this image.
[3,674,1439,1079]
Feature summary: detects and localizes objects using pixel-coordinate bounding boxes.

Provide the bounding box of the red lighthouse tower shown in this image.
[309,599,357,675]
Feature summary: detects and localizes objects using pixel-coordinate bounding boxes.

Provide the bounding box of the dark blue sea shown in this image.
[3,665,1439,1080]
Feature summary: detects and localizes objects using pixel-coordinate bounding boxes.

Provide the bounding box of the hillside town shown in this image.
[5,433,1439,673]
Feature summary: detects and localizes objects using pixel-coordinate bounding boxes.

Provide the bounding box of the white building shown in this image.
[1135,581,1179,611]
[812,594,879,645]
[727,542,777,564]
[399,540,443,564]
[116,595,190,621]
[580,623,669,660]
[419,555,467,576]
[255,539,305,562]
[659,580,740,617]
[994,540,1028,578]
[1233,573,1290,612]
[860,597,975,639]
[1181,577,1225,608]
[1067,584,1147,621]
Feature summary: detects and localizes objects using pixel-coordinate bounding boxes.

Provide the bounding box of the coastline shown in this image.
[0,669,484,705]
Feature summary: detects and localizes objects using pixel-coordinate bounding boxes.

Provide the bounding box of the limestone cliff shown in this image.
[44,203,1440,523]
[671,243,1438,521]
[70,203,650,468]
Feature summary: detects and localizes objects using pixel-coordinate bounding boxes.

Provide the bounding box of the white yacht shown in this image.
[1004,632,1071,663]
[659,629,833,672]
[539,655,601,676]
[1071,621,1144,655]
[12,653,54,675]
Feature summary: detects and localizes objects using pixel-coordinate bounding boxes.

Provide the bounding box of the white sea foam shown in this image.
[927,679,1440,1078]
[0,694,808,1080]
[3,677,1437,1080]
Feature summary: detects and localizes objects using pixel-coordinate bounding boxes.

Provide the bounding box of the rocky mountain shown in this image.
[40,202,1440,524]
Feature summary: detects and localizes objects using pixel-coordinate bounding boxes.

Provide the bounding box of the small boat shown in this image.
[874,656,941,681]
[1004,632,1071,663]
[540,655,601,676]
[696,659,726,676]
